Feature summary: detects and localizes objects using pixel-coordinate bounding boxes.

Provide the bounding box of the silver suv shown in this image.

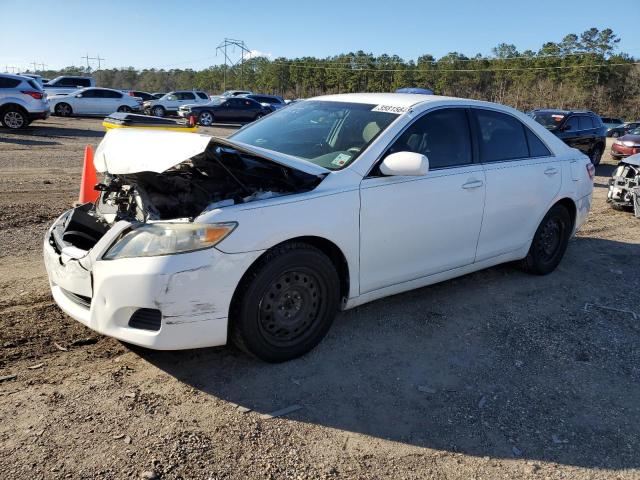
[0,74,50,129]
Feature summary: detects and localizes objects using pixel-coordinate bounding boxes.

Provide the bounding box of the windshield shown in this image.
[531,112,566,130]
[229,100,399,170]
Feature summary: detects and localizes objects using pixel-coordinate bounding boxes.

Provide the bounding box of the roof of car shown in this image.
[0,73,32,81]
[311,93,458,108]
[531,108,598,116]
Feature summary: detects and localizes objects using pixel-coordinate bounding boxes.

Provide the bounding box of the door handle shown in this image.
[544,167,559,176]
[461,180,484,189]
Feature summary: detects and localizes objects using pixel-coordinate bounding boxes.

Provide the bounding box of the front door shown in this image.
[359,107,485,294]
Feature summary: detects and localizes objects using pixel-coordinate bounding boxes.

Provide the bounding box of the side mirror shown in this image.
[380,151,429,176]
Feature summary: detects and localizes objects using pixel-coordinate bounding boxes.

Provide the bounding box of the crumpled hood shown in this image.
[93,128,330,176]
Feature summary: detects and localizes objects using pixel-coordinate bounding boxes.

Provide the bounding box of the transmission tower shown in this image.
[216,38,251,91]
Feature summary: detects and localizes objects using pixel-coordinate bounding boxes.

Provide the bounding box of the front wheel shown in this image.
[520,204,572,275]
[54,102,72,117]
[151,106,165,117]
[611,131,620,138]
[231,243,340,362]
[198,110,214,126]
[590,145,603,166]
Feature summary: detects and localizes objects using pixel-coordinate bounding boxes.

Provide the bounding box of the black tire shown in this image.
[151,105,165,117]
[254,113,265,121]
[117,105,132,113]
[520,204,572,275]
[589,144,603,166]
[54,102,72,117]
[611,131,620,138]
[198,110,214,126]
[230,242,340,363]
[1,106,28,129]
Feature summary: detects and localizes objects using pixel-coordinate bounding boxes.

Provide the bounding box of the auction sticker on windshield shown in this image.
[372,104,410,114]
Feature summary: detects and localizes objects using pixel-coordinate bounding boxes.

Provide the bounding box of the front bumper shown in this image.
[43,210,262,350]
[611,143,640,158]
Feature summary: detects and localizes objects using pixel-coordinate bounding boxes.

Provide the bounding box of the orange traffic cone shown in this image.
[78,144,99,204]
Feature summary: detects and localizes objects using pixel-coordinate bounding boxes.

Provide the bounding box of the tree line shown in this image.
[34,28,640,119]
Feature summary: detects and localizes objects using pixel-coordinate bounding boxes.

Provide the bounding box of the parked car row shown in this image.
[0,73,50,129]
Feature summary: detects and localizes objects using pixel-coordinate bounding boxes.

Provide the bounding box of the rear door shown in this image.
[472,108,562,261]
[102,90,123,114]
[557,115,588,154]
[76,88,100,114]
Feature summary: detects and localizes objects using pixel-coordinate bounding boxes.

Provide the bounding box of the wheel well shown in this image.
[555,198,577,229]
[230,236,351,315]
[0,103,27,115]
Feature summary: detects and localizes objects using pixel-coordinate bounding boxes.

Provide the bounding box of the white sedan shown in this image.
[49,87,142,116]
[43,93,593,362]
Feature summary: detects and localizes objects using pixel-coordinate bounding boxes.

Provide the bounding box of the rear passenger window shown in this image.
[564,116,580,132]
[0,77,21,88]
[386,108,472,169]
[474,109,528,162]
[525,128,552,157]
[197,92,209,99]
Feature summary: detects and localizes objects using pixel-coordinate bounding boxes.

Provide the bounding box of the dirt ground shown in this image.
[1,116,639,480]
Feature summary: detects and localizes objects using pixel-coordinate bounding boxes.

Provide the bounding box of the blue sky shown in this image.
[1,0,638,71]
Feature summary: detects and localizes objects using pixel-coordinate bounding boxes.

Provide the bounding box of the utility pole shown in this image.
[216,38,251,91]
[31,61,38,72]
[39,63,47,71]
[89,55,105,71]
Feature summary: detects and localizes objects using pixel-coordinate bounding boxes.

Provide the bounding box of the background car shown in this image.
[0,73,49,129]
[608,121,640,138]
[243,94,286,112]
[49,87,141,117]
[127,90,157,102]
[44,76,95,95]
[143,90,210,117]
[220,89,252,97]
[151,92,166,99]
[177,96,271,125]
[530,109,606,165]
[611,127,640,159]
[600,116,624,135]
[19,73,45,87]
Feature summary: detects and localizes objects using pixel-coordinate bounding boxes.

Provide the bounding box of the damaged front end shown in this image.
[608,155,640,217]
[60,129,326,251]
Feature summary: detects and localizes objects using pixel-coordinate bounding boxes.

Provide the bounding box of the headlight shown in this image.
[103,222,237,260]
[622,141,639,147]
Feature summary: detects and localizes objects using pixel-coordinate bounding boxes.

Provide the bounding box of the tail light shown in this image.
[586,163,595,180]
[21,90,43,100]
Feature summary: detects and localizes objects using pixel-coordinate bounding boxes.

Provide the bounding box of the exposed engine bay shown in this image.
[608,157,640,218]
[51,139,324,253]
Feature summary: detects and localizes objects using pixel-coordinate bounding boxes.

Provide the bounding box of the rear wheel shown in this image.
[54,102,72,117]
[254,113,265,121]
[520,204,572,275]
[231,243,340,362]
[1,107,28,129]
[151,105,165,117]
[117,105,132,113]
[198,110,214,126]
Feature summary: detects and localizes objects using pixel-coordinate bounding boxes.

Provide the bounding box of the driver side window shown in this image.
[385,108,473,170]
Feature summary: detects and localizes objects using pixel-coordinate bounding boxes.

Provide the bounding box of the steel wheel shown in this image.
[55,103,72,117]
[198,111,213,126]
[258,269,325,348]
[3,110,26,129]
[534,217,563,262]
[520,204,571,275]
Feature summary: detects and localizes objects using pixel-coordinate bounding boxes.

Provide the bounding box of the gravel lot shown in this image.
[1,116,639,480]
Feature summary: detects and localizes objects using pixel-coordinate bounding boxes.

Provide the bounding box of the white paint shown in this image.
[44,93,593,351]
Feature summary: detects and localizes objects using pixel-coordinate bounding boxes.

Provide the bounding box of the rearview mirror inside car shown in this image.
[380,151,429,176]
